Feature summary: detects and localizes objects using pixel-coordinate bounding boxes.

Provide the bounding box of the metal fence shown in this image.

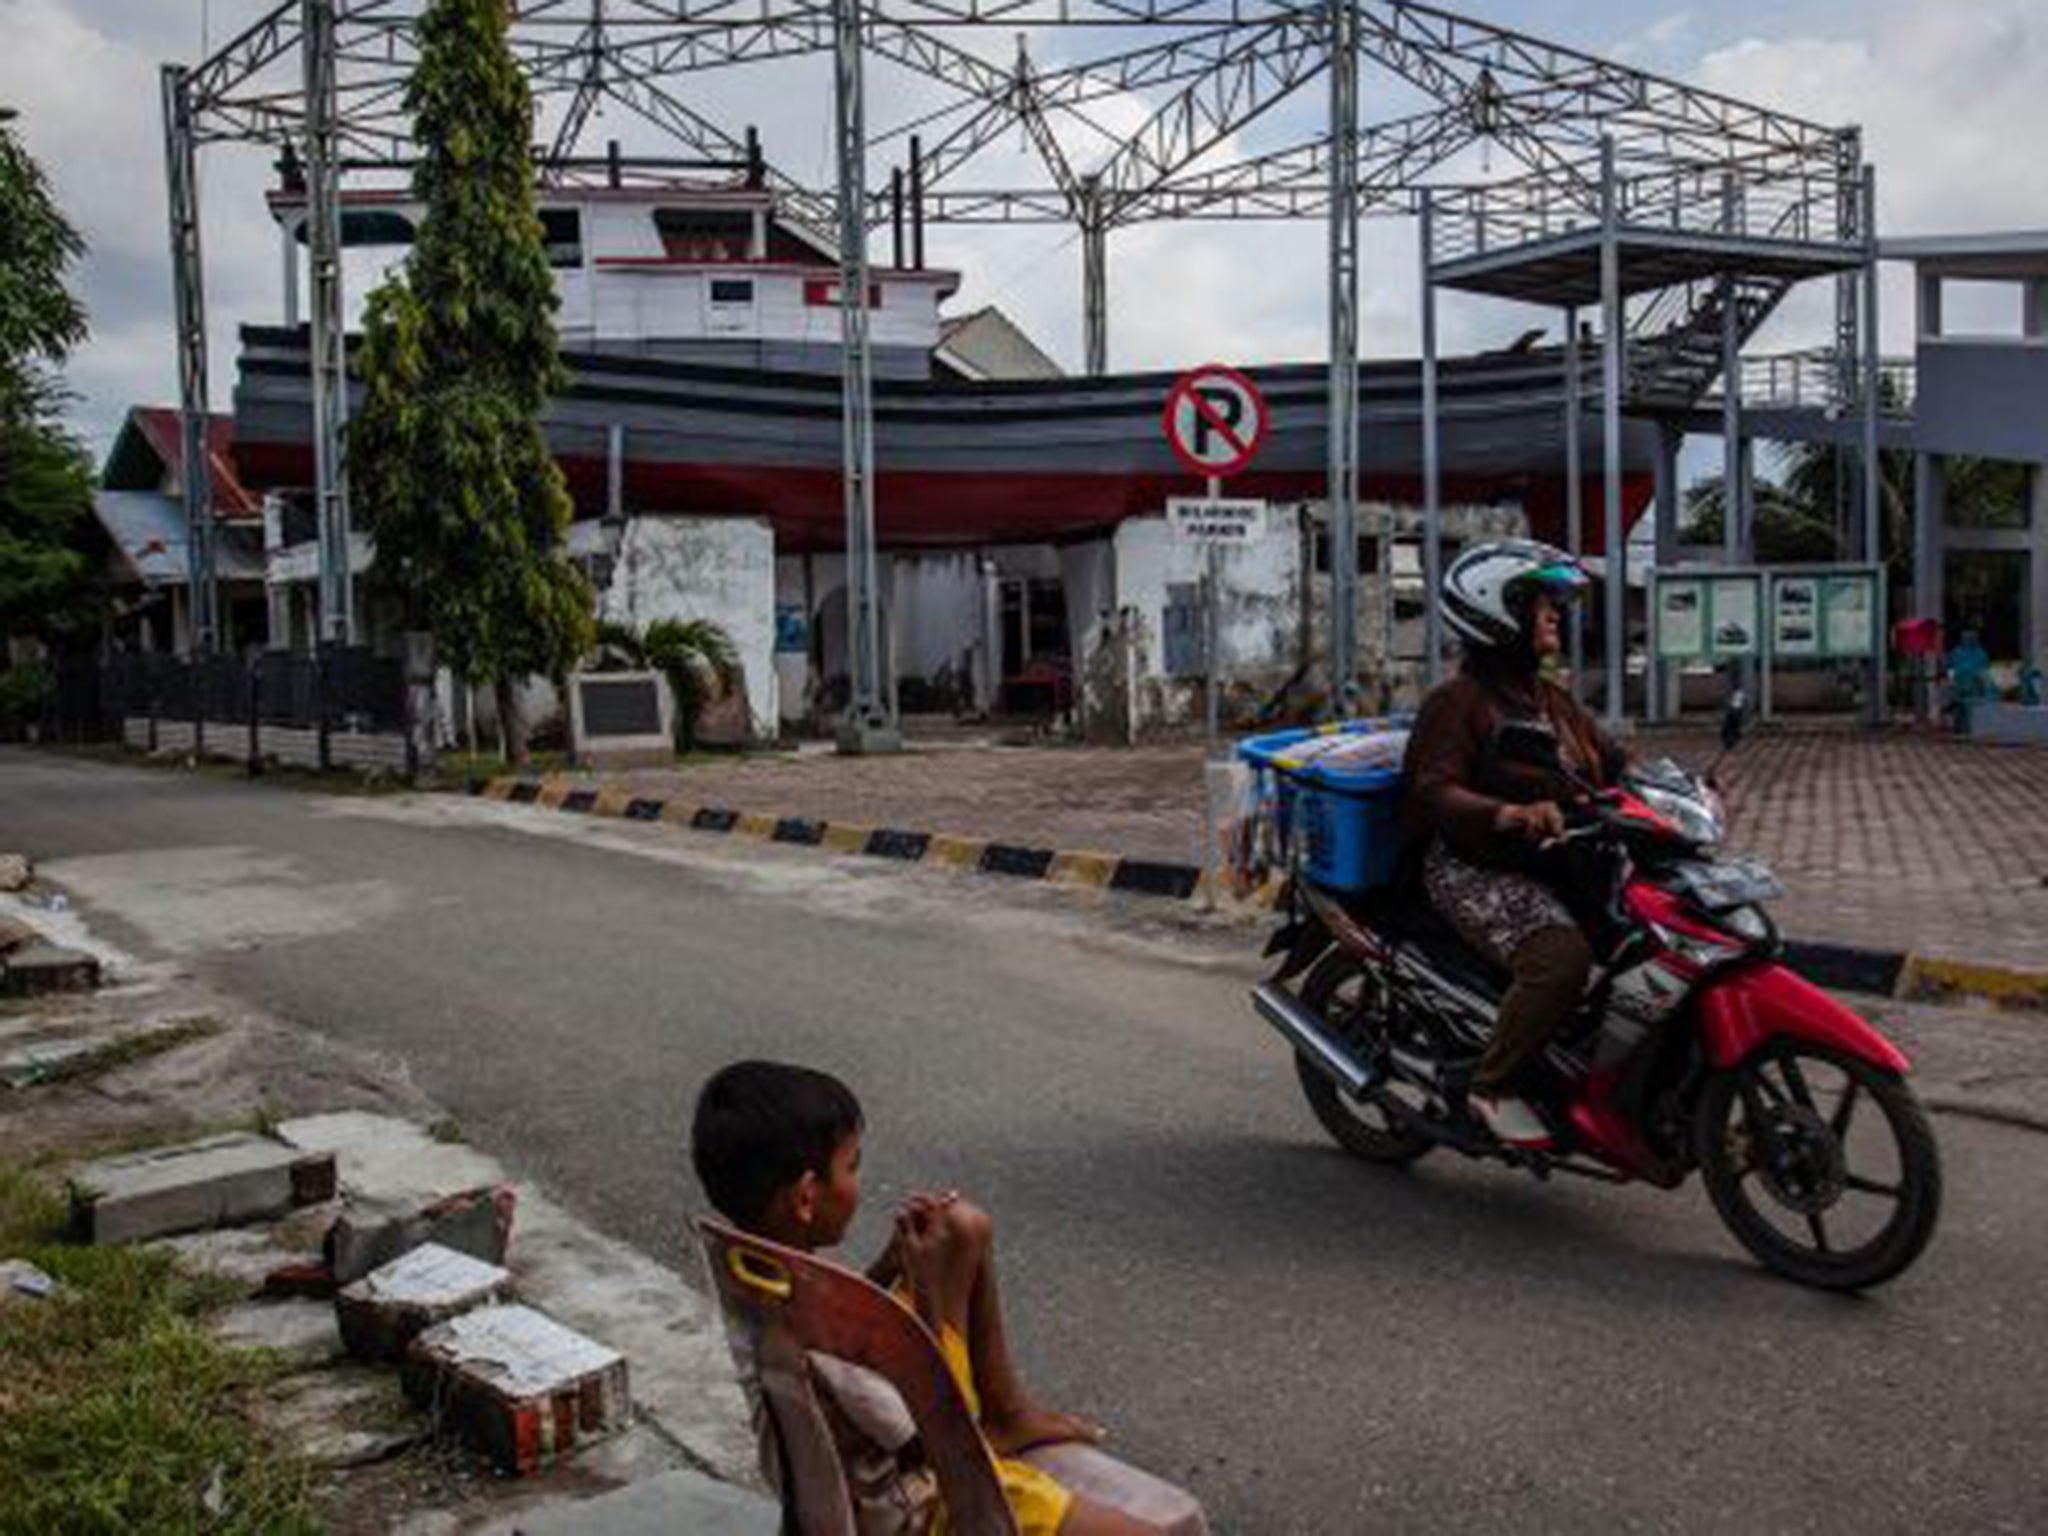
[67,646,406,741]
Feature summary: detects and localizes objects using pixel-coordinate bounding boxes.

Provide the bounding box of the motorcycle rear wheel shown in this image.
[1295,954,1435,1165]
[1695,1042,1941,1291]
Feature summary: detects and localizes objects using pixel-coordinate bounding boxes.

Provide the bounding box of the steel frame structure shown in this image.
[164,0,1873,724]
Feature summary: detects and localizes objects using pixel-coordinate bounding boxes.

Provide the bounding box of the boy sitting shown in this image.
[692,1060,1170,1536]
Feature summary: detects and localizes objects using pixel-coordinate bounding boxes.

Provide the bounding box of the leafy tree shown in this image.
[590,617,740,750]
[0,111,87,424]
[0,110,98,685]
[1681,474,1840,565]
[348,0,593,765]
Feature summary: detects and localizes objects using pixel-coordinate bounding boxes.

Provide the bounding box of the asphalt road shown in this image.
[5,750,2045,1534]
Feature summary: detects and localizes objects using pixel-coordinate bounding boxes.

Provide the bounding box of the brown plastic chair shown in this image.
[697,1215,1021,1536]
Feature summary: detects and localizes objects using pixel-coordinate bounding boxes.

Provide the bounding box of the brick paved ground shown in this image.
[598,725,2048,970]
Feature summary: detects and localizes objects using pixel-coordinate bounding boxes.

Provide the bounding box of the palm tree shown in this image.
[590,618,740,750]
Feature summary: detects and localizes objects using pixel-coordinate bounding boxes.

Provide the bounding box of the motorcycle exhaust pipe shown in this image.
[1253,983,1378,1098]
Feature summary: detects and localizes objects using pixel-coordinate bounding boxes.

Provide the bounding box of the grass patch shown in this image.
[0,1160,321,1535]
[425,1116,466,1145]
[11,1018,224,1090]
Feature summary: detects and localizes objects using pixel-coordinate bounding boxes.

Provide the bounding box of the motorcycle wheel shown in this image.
[1295,953,1435,1165]
[1695,1042,1941,1291]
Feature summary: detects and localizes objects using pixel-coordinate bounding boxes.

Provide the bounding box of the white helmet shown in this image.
[1440,540,1590,650]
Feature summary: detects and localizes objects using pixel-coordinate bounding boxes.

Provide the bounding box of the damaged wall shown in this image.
[601,516,778,737]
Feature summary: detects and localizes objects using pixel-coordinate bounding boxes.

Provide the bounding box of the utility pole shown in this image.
[304,0,354,644]
[1325,0,1361,716]
[833,0,897,753]
[162,64,218,656]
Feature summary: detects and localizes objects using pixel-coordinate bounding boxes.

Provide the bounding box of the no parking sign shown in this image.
[1162,363,1268,479]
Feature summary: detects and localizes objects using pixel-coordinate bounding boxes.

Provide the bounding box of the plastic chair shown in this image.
[695,1217,1209,1536]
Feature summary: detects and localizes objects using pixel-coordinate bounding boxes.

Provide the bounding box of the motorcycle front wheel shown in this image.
[1695,1042,1941,1291]
[1295,953,1436,1165]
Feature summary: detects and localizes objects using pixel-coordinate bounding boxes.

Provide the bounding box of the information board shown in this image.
[1654,573,1761,662]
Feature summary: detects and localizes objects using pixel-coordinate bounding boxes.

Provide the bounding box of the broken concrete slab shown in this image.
[1,943,102,998]
[153,1224,324,1293]
[252,1364,426,1471]
[69,1131,338,1245]
[0,911,36,954]
[213,1297,345,1369]
[404,1303,630,1477]
[338,1242,514,1363]
[327,1183,515,1288]
[471,1468,778,1536]
[0,854,29,893]
[275,1112,757,1483]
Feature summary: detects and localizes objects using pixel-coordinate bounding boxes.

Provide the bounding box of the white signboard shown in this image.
[1773,577,1821,657]
[1656,580,1706,659]
[1167,497,1268,544]
[1824,577,1876,657]
[1710,577,1761,658]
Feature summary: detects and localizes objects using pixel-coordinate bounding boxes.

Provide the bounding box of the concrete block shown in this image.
[0,854,29,892]
[326,1184,516,1288]
[1,943,101,998]
[0,912,36,954]
[338,1242,513,1362]
[69,1132,338,1245]
[404,1303,629,1476]
[471,1469,778,1535]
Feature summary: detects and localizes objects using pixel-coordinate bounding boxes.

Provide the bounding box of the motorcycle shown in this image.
[1250,720,1942,1291]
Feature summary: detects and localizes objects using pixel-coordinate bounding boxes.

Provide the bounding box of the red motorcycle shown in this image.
[1252,724,1942,1291]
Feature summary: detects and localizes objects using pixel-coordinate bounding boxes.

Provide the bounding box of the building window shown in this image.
[540,208,583,269]
[654,208,752,261]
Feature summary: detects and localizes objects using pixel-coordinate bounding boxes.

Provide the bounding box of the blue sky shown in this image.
[4,1,2045,467]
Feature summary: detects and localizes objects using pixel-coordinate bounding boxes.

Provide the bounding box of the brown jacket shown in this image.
[1403,668,1627,861]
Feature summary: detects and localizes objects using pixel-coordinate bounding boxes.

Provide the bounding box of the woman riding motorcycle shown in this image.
[1404,540,1627,1149]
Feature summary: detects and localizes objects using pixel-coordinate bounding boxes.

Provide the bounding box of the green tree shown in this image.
[1682,474,1840,565]
[348,0,593,766]
[590,617,740,750]
[0,110,99,707]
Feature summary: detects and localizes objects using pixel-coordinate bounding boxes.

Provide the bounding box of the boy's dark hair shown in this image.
[691,1061,864,1226]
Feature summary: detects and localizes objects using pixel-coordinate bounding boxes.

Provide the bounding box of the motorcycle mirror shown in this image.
[1496,722,1564,770]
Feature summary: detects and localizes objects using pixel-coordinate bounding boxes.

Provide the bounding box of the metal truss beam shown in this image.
[161,65,219,657]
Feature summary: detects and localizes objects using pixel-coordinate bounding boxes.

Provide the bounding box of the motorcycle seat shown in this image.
[1345,889,1509,1003]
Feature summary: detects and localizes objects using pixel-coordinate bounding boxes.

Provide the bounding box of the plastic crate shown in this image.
[1239,720,1411,893]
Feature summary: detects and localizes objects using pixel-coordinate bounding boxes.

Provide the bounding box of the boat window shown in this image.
[655,208,753,261]
[710,278,755,305]
[540,208,583,269]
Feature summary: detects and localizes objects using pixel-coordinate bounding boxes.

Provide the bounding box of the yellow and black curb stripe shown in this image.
[472,774,1206,903]
[465,776,2048,1012]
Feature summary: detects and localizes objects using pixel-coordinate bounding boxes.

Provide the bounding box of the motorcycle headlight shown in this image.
[1722,904,1772,942]
[1632,781,1725,850]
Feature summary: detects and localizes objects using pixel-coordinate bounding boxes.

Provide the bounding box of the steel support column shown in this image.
[1418,198,1443,686]
[1563,304,1584,696]
[304,0,353,644]
[162,66,217,658]
[1599,136,1626,728]
[1860,161,1886,722]
[1650,422,1682,723]
[1081,176,1107,376]
[1325,0,1361,715]
[833,0,895,751]
[1720,171,1746,567]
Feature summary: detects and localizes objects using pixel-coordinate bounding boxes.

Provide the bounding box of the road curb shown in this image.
[469,777,2048,1013]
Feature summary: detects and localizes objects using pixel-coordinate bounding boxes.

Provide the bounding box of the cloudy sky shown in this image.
[4,0,2046,462]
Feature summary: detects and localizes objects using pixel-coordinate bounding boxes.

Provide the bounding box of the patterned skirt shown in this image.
[1422,840,1578,969]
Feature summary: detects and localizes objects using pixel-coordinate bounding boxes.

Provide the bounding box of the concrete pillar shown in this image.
[2025,279,2048,342]
[1917,271,1944,341]
[978,556,1002,715]
[2032,467,2048,673]
[1913,454,1946,627]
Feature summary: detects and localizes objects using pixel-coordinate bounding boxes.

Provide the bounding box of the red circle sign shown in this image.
[1162,364,1268,479]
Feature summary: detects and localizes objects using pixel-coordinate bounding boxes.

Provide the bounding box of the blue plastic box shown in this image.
[1239,720,1412,893]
